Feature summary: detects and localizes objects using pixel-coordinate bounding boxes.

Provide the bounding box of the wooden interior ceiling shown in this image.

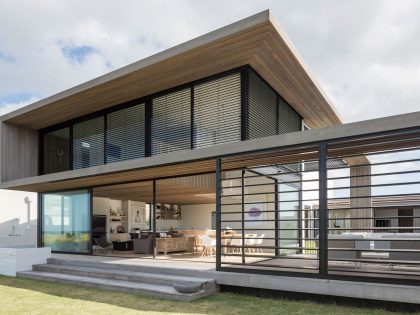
[93,174,216,205]
[2,11,341,130]
[93,181,215,205]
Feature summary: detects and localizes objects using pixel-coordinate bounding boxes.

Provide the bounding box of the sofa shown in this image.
[133,235,155,254]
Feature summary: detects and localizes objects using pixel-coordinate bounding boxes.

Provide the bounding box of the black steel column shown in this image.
[215,157,222,271]
[318,142,328,276]
[145,99,152,157]
[241,170,245,264]
[152,179,157,258]
[190,87,194,149]
[103,114,108,164]
[69,125,74,170]
[274,179,279,256]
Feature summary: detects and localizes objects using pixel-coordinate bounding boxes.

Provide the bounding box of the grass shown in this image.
[0,275,411,315]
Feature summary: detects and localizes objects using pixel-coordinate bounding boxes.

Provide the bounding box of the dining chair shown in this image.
[245,234,258,253]
[254,233,265,253]
[229,238,243,254]
[199,234,216,257]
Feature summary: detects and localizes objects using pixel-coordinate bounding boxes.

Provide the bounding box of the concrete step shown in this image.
[46,257,211,278]
[17,270,216,302]
[33,263,216,291]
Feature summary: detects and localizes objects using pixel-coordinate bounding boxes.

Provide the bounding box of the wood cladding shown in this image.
[0,122,38,182]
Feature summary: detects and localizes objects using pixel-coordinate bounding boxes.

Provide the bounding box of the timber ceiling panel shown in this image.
[93,179,216,205]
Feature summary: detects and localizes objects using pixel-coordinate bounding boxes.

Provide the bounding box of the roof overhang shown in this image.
[0,10,342,130]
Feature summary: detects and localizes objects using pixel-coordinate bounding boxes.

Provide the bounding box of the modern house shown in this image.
[1,10,420,304]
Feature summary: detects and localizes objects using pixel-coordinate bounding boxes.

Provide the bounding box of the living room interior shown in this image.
[92,173,222,262]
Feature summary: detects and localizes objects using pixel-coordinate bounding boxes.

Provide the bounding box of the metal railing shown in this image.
[216,128,420,283]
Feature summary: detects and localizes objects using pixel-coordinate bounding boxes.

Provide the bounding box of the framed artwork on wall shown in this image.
[244,203,266,226]
[131,205,145,225]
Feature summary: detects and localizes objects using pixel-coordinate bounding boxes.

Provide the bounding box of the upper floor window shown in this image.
[107,104,145,163]
[193,73,241,148]
[73,116,105,169]
[152,88,191,155]
[42,127,70,174]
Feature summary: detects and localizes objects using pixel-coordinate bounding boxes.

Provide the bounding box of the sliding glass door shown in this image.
[41,189,91,253]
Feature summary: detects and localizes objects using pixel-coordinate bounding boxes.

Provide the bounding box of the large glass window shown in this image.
[41,189,91,253]
[107,104,145,163]
[152,88,191,155]
[42,127,70,174]
[73,116,104,169]
[193,73,241,148]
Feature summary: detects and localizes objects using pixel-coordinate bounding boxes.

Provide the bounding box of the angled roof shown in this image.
[0,10,342,130]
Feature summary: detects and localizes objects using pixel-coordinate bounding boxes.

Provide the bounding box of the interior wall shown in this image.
[156,219,180,231]
[179,204,215,230]
[0,189,37,246]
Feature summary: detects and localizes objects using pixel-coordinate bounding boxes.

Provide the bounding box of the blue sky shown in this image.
[60,45,98,65]
[0,92,35,105]
[1,0,420,119]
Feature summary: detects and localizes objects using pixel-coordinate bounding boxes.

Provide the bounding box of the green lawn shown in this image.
[0,275,409,315]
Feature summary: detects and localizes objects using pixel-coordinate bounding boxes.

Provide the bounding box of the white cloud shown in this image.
[0,97,40,116]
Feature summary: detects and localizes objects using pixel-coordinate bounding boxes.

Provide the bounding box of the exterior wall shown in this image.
[0,122,38,182]
[349,165,372,229]
[0,189,37,246]
[375,208,398,229]
[375,207,420,233]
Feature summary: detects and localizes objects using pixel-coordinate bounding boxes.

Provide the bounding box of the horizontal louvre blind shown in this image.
[107,104,145,163]
[42,127,70,174]
[279,97,302,134]
[247,69,278,139]
[193,73,241,148]
[73,116,104,169]
[152,88,191,155]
